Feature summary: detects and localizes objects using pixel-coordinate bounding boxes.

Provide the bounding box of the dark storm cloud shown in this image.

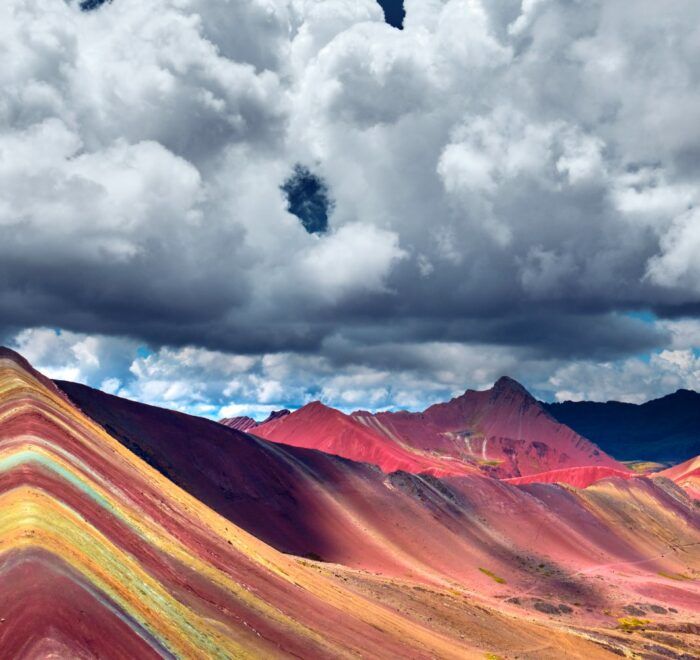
[280,164,334,234]
[2,0,700,409]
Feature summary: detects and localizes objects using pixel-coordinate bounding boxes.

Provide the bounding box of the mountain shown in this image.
[57,379,457,564]
[58,365,700,619]
[254,377,626,480]
[251,400,479,476]
[219,414,258,431]
[56,364,700,651]
[58,377,698,596]
[4,347,699,657]
[544,390,700,464]
[659,455,700,500]
[0,347,478,657]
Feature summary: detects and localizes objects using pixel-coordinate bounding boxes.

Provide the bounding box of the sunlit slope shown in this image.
[0,347,477,659]
[659,455,700,500]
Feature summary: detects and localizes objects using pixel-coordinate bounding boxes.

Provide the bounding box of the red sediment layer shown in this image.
[0,548,165,659]
[503,465,636,488]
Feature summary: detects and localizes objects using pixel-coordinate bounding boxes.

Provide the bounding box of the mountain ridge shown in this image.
[250,375,625,479]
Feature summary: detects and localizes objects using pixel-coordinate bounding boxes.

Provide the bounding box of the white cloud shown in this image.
[2,0,700,407]
[298,223,407,301]
[661,319,700,350]
[547,349,700,404]
[646,208,700,293]
[8,327,137,385]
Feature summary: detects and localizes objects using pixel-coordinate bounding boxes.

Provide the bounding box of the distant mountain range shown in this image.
[544,390,700,464]
[221,377,700,483]
[240,376,625,481]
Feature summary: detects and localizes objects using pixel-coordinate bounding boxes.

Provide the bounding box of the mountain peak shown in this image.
[300,400,333,413]
[262,408,291,423]
[491,375,532,398]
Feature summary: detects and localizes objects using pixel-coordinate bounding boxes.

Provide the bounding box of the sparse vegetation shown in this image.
[478,568,506,584]
[658,571,693,581]
[478,459,503,467]
[534,601,560,615]
[623,461,667,474]
[617,616,650,632]
[623,605,646,617]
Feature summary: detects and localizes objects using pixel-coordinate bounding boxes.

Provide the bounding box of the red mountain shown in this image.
[254,377,626,480]
[254,400,479,476]
[221,409,290,432]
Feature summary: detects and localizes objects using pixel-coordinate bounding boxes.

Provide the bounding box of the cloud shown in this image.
[647,208,700,294]
[2,0,700,409]
[546,349,700,404]
[297,223,407,302]
[8,327,137,388]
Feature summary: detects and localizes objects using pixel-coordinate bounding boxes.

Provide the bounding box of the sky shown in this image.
[2,0,700,418]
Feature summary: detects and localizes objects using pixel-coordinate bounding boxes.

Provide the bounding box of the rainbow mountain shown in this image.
[1,347,699,658]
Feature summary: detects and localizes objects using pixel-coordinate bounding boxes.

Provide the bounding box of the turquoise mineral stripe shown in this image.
[0,449,118,516]
[1,454,233,659]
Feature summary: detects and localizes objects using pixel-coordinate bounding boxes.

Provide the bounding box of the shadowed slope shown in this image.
[57,379,482,571]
